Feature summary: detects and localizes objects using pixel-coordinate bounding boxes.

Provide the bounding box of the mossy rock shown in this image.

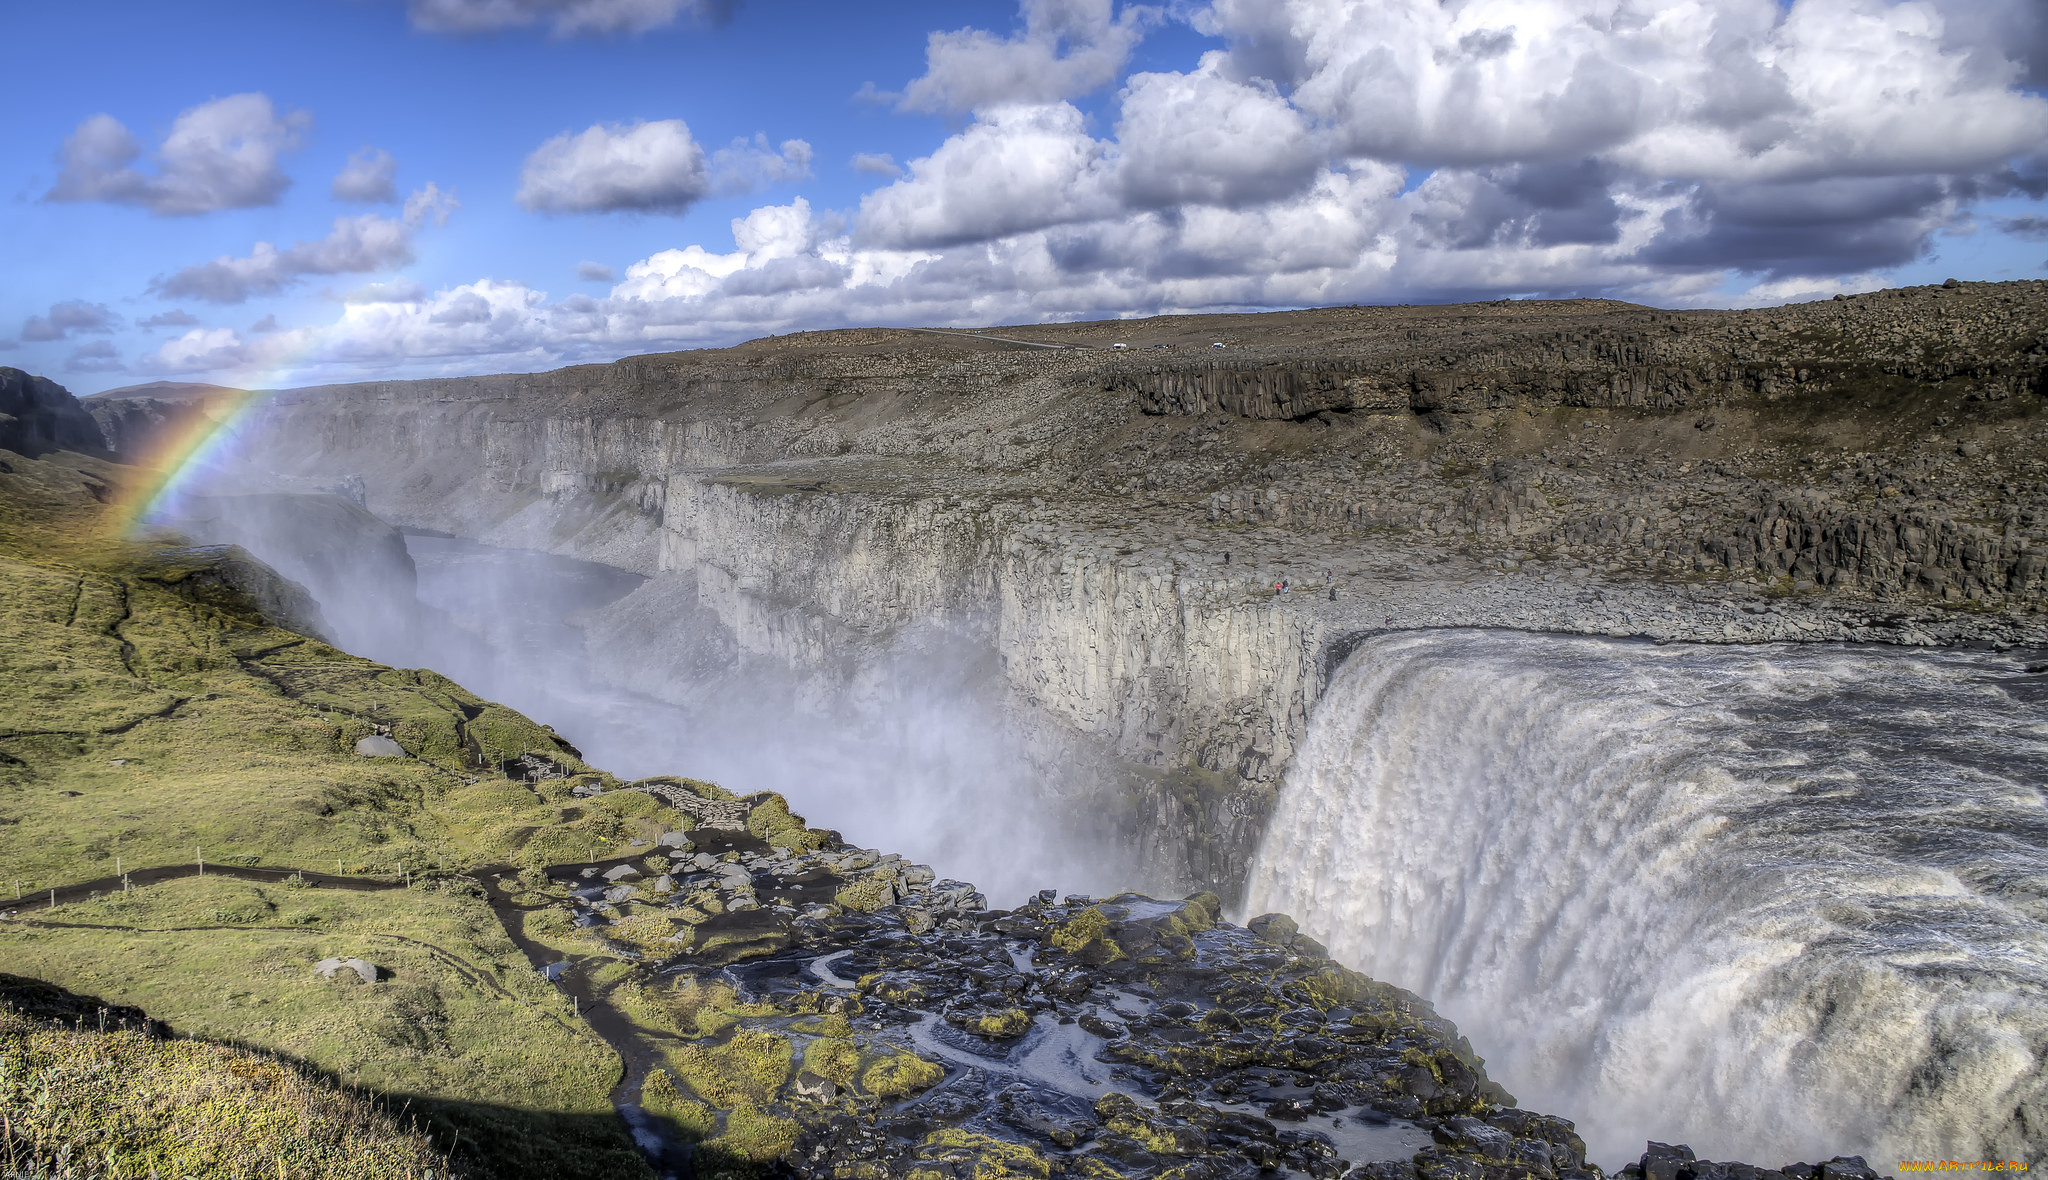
[689,910,792,965]
[608,911,679,951]
[914,1129,1051,1180]
[744,793,826,852]
[1048,906,1123,963]
[969,1008,1033,1039]
[859,1046,946,1098]
[834,875,893,913]
[671,1028,792,1108]
[803,1036,862,1089]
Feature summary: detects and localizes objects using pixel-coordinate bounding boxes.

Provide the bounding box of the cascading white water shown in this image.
[1246,630,2048,1169]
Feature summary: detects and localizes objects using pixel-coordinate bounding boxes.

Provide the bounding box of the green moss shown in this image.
[1048,906,1123,961]
[672,1028,793,1108]
[1094,1093,1206,1156]
[859,1045,946,1097]
[804,1036,862,1089]
[914,1129,1051,1180]
[970,1008,1033,1039]
[743,793,825,852]
[618,978,773,1040]
[716,1105,800,1161]
[834,875,893,913]
[640,1068,719,1137]
[608,910,679,950]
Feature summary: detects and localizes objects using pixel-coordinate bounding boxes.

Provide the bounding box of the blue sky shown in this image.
[3,0,2045,393]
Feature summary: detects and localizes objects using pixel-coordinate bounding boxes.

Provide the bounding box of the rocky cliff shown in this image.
[143,283,2048,902]
[0,367,111,460]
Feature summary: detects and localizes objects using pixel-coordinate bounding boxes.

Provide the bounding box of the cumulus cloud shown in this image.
[22,301,119,342]
[1114,54,1321,208]
[403,0,732,36]
[145,327,253,373]
[153,184,457,304]
[64,341,126,373]
[901,0,1158,113]
[130,0,2048,387]
[47,94,309,216]
[518,120,708,213]
[518,120,809,214]
[577,261,616,281]
[140,310,201,329]
[860,104,1116,249]
[332,147,399,202]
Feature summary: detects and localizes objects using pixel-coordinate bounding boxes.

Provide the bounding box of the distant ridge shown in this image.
[86,380,245,401]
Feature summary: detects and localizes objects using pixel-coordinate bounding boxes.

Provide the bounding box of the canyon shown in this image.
[89,281,2048,904]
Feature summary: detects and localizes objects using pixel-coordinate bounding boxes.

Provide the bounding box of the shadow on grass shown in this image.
[1,973,658,1180]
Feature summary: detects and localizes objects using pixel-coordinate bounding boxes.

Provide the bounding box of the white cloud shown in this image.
[140,310,201,329]
[403,0,729,35]
[146,327,253,373]
[47,94,309,216]
[22,301,119,342]
[517,121,810,214]
[859,104,1117,249]
[577,261,616,281]
[1114,53,1321,208]
[518,120,708,213]
[850,153,903,178]
[332,147,398,203]
[709,135,813,194]
[901,0,1159,113]
[153,184,457,303]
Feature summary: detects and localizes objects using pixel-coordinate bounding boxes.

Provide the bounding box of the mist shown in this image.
[154,481,1129,907]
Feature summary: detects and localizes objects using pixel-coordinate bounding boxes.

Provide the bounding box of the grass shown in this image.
[0,999,449,1180]
[0,449,660,1178]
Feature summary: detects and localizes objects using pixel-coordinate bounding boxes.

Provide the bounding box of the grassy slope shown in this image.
[0,448,662,1179]
[1,989,448,1179]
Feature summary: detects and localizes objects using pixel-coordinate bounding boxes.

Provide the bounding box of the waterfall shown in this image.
[1246,631,2048,1168]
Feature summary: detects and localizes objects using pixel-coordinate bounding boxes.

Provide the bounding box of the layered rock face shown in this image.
[181,285,2048,901]
[0,367,110,460]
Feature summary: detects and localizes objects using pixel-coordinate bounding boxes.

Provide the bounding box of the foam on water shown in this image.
[1245,631,2048,1168]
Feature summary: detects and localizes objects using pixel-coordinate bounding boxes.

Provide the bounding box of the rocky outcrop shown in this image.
[518,783,1869,1180]
[132,544,331,639]
[0,368,110,460]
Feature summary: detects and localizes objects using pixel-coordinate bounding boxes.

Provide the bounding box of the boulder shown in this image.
[1246,913,1298,945]
[313,957,380,984]
[353,735,407,758]
[602,864,642,882]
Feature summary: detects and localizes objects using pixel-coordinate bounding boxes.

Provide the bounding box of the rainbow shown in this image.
[105,384,272,540]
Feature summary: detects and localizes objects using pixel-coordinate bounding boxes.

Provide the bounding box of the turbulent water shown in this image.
[398,534,1120,906]
[1246,631,2048,1169]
